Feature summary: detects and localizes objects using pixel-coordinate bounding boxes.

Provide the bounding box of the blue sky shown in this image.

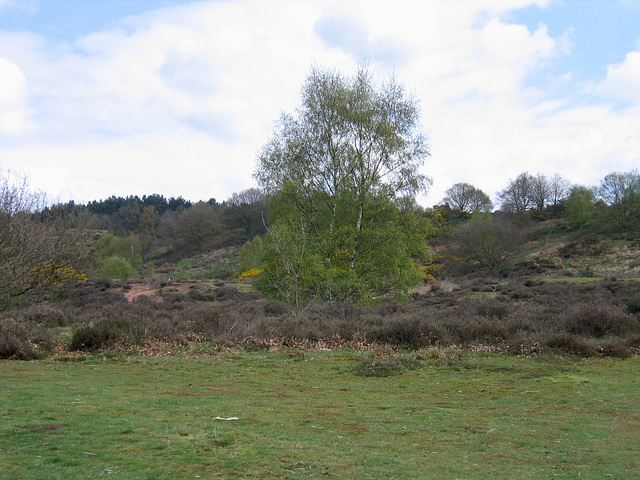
[0,0,638,206]
[512,0,640,103]
[0,0,194,39]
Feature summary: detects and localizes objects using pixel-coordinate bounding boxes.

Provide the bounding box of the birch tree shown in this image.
[254,65,432,304]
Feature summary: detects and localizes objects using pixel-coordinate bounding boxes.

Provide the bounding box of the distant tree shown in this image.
[499,172,572,214]
[161,201,222,254]
[167,196,192,211]
[548,174,572,206]
[40,200,85,222]
[594,170,640,227]
[530,173,552,211]
[498,173,534,212]
[443,182,493,214]
[0,171,86,309]
[138,205,160,237]
[110,201,142,235]
[449,217,524,272]
[225,188,267,235]
[564,185,595,226]
[142,194,170,215]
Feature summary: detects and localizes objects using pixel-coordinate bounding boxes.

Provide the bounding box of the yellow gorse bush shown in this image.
[28,263,87,285]
[421,264,441,281]
[239,268,262,280]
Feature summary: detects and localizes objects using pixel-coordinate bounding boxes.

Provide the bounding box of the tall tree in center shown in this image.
[253,66,432,306]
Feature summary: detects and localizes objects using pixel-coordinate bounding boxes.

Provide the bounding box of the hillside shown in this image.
[2,214,639,361]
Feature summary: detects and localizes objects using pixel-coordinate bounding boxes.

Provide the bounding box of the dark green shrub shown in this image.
[626,295,640,314]
[600,343,632,358]
[558,238,607,258]
[70,318,131,351]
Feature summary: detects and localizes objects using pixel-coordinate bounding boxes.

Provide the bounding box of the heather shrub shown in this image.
[186,284,217,302]
[63,279,128,309]
[544,334,597,357]
[70,317,131,351]
[367,315,445,349]
[22,304,71,327]
[161,288,189,303]
[446,315,510,344]
[564,303,639,337]
[353,354,421,377]
[627,295,640,314]
[458,297,510,319]
[215,285,243,302]
[69,302,184,350]
[262,300,291,317]
[0,318,53,359]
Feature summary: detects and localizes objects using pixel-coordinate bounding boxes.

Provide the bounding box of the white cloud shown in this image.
[0,57,27,135]
[0,0,638,207]
[597,51,640,105]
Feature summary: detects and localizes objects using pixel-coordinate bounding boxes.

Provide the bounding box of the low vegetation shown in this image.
[2,269,639,360]
[1,350,638,479]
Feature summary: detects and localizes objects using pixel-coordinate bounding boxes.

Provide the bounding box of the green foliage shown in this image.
[594,170,640,229]
[95,234,142,269]
[93,234,142,279]
[254,65,433,306]
[255,203,431,307]
[238,236,265,274]
[160,201,223,255]
[564,185,595,226]
[98,255,136,280]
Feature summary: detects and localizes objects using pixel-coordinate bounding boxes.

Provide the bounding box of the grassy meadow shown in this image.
[1,348,639,479]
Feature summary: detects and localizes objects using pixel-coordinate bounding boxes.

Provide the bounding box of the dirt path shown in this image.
[123,284,162,302]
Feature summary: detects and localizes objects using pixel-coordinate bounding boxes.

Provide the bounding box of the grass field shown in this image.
[1,349,639,479]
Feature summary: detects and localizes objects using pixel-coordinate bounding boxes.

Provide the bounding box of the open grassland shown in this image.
[1,350,639,479]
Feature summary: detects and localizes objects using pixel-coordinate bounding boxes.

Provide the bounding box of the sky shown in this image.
[0,0,639,207]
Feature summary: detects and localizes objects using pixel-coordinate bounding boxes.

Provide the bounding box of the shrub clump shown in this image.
[353,354,422,377]
[564,303,639,337]
[0,318,53,359]
[70,318,132,351]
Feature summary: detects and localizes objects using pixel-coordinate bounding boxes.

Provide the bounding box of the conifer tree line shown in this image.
[1,65,639,310]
